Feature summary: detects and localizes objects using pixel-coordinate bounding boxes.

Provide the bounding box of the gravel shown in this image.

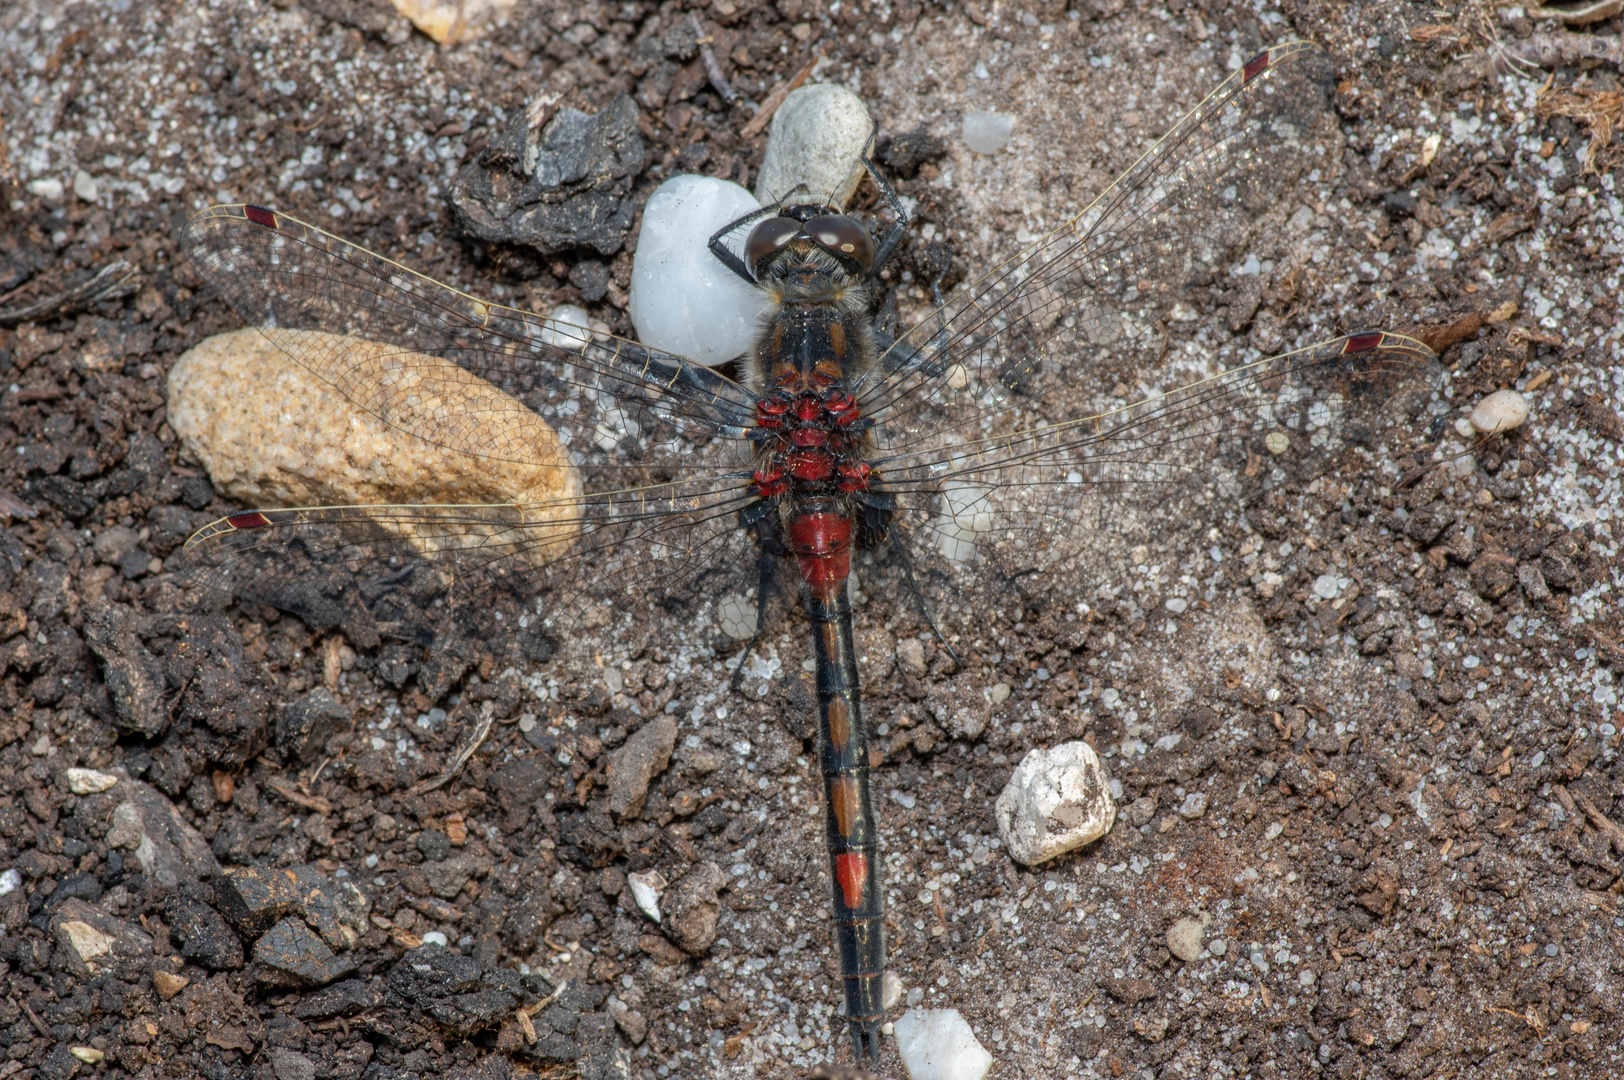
[0,0,1619,1077]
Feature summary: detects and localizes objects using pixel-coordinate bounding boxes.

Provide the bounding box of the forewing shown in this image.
[868,333,1441,623]
[179,473,766,666]
[861,42,1336,431]
[179,204,759,469]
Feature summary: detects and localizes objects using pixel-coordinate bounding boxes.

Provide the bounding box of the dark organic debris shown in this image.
[449,94,647,258]
[0,259,141,328]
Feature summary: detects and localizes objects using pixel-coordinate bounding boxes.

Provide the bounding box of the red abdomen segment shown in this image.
[789,511,852,604]
[793,508,884,1058]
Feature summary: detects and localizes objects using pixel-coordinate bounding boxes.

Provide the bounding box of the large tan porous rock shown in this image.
[167,328,582,563]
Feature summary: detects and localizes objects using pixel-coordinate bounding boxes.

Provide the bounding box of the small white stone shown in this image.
[73,169,99,203]
[26,177,65,202]
[67,767,120,795]
[539,304,592,351]
[627,869,666,922]
[892,1008,993,1080]
[0,868,21,896]
[962,112,1016,155]
[994,740,1116,866]
[628,174,768,367]
[1468,388,1530,434]
[420,930,449,946]
[1312,574,1340,600]
[1167,917,1206,962]
[882,969,904,1010]
[754,83,873,210]
[1177,792,1208,820]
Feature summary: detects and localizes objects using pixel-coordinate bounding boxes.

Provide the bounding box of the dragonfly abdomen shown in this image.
[802,544,885,1058]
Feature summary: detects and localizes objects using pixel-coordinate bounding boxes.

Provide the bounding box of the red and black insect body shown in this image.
[712,188,912,1058]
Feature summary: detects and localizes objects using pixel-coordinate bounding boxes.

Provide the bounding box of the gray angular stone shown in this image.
[605,716,677,820]
[51,899,153,977]
[661,861,726,955]
[83,605,168,738]
[449,94,646,257]
[421,850,486,900]
[275,687,352,763]
[102,777,222,887]
[269,1049,316,1080]
[254,916,357,987]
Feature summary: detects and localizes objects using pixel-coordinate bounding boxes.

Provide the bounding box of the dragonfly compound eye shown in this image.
[804,214,875,271]
[745,216,803,277]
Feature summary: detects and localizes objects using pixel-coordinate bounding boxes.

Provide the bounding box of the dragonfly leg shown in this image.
[859,125,910,279]
[707,201,788,285]
[888,533,960,667]
[726,539,782,696]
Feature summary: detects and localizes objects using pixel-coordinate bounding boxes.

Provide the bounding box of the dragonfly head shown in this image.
[746,206,876,281]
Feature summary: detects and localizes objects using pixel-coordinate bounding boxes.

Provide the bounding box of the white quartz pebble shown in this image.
[962,111,1016,154]
[754,83,873,210]
[995,740,1116,866]
[540,303,593,351]
[1468,388,1530,434]
[628,175,769,366]
[626,869,666,922]
[892,1009,993,1080]
[1167,916,1207,962]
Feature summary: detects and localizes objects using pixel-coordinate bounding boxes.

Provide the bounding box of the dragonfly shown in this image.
[177,41,1440,1060]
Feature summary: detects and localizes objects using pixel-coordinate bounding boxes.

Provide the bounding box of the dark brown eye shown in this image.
[745,216,801,276]
[804,214,875,271]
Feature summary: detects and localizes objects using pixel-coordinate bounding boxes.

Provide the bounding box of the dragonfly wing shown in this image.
[869,333,1441,627]
[179,204,760,466]
[178,470,768,670]
[861,42,1337,431]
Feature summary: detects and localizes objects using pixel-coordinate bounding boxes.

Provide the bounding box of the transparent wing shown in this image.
[864,332,1441,629]
[861,42,1337,435]
[177,473,768,670]
[179,204,760,470]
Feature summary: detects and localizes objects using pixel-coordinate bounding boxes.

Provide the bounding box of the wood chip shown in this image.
[740,53,821,139]
[264,775,333,814]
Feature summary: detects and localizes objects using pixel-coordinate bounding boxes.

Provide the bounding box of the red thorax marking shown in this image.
[787,450,834,482]
[836,461,871,493]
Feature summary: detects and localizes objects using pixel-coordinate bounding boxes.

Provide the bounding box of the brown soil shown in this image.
[1,1,1621,1079]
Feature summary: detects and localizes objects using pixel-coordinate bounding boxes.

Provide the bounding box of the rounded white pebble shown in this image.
[628,174,769,366]
[882,970,904,1010]
[754,83,873,209]
[892,1008,993,1080]
[994,740,1116,866]
[1167,917,1206,962]
[962,111,1016,154]
[1468,388,1530,434]
[420,931,449,947]
[539,304,593,351]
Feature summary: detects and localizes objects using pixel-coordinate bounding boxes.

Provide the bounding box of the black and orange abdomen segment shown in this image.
[803,573,884,1056]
